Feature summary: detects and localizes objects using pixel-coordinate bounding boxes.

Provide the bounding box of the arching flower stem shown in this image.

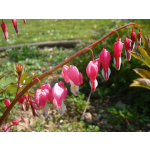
[87,48,94,61]
[113,30,120,41]
[36,78,42,89]
[102,41,105,49]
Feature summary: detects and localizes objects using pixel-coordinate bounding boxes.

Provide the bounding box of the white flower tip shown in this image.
[56,101,66,115]
[70,81,79,96]
[42,105,48,118]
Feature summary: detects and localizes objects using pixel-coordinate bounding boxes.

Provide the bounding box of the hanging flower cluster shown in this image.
[32,64,83,117]
[1,19,26,40]
[86,28,141,92]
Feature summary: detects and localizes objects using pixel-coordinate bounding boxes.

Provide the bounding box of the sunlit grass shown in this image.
[0,19,117,47]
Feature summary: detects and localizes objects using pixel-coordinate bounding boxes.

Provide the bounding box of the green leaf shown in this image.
[129,51,150,68]
[140,33,150,56]
[0,71,12,80]
[137,46,150,62]
[130,78,150,90]
[20,73,28,83]
[24,76,33,84]
[133,68,150,79]
[6,85,17,93]
[141,33,147,47]
[119,111,125,118]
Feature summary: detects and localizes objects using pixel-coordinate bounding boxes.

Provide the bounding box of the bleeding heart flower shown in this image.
[137,31,141,46]
[61,65,83,96]
[4,99,11,108]
[34,89,47,109]
[99,48,111,80]
[52,81,67,115]
[18,95,28,111]
[114,38,124,70]
[131,29,135,50]
[52,81,67,108]
[34,84,52,109]
[12,119,19,125]
[1,21,8,40]
[12,19,19,34]
[86,58,100,92]
[124,36,132,61]
[34,84,52,117]
[41,84,52,102]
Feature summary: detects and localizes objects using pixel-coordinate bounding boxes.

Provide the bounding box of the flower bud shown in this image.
[1,21,8,40]
[12,119,19,125]
[4,99,11,108]
[12,19,19,34]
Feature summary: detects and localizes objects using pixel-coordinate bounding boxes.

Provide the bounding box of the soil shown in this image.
[14,97,150,132]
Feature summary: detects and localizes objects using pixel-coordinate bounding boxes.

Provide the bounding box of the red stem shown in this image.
[102,41,105,49]
[0,22,141,127]
[132,25,134,31]
[113,30,120,41]
[87,48,94,61]
[36,78,42,89]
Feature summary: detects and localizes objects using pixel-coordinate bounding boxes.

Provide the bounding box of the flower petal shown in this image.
[42,104,48,118]
[56,101,66,115]
[41,84,52,102]
[52,83,64,108]
[89,79,98,92]
[70,81,79,96]
[61,65,70,83]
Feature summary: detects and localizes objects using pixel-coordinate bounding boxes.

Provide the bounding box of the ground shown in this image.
[16,96,150,132]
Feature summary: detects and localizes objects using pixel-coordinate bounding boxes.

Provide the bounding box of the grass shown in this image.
[0,19,118,47]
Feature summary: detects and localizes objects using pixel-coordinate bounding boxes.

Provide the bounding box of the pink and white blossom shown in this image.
[86,58,100,92]
[12,19,19,34]
[52,81,67,115]
[61,65,83,96]
[99,48,111,80]
[124,36,132,61]
[114,38,124,70]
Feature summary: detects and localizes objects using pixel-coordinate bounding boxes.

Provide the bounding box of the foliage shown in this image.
[130,33,150,90]
[66,93,88,111]
[106,104,139,125]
